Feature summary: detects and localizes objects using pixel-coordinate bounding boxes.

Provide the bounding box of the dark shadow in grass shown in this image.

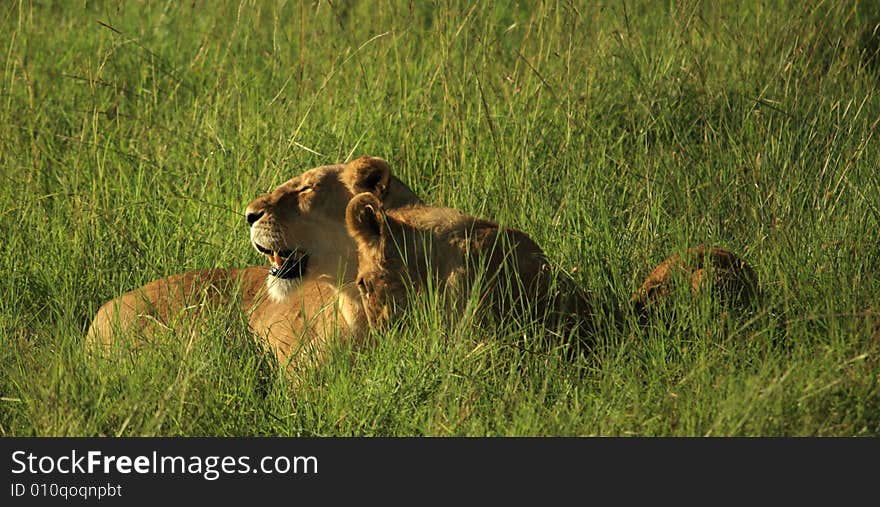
[858,2,880,77]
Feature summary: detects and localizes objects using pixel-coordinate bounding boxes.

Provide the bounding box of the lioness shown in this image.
[87,156,422,365]
[345,192,595,345]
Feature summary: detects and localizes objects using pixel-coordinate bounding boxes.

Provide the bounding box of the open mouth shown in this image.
[253,243,309,280]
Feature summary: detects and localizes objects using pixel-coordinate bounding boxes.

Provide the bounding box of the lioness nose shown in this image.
[246,210,264,226]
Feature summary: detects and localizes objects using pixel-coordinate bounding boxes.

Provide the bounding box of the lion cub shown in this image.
[345,192,594,344]
[630,245,760,321]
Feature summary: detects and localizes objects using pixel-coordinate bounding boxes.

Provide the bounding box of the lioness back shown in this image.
[346,193,595,342]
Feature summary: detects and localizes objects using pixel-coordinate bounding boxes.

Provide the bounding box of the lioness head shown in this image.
[344,192,411,328]
[245,156,420,301]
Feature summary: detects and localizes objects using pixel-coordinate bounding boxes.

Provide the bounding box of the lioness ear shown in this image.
[343,156,391,199]
[346,192,386,253]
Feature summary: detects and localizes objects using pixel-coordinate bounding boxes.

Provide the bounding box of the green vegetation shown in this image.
[1,1,878,436]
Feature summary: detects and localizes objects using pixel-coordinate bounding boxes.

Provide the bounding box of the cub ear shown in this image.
[346,192,386,253]
[342,156,391,199]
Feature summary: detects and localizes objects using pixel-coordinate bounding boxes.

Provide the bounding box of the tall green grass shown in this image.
[1,0,878,435]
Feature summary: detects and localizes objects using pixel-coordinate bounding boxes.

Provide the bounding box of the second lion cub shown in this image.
[345,192,594,345]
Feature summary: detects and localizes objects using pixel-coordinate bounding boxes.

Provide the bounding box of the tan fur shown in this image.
[87,267,268,351]
[630,245,760,319]
[86,157,421,366]
[345,193,594,342]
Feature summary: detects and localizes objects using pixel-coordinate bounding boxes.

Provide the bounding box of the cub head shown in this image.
[345,192,411,329]
[245,156,419,301]
[630,245,761,322]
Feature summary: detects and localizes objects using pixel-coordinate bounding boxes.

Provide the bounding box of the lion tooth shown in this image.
[270,251,283,268]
